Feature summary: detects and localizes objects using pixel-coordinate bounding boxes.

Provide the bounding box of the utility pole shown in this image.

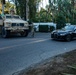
[2,4,4,15]
[2,0,5,15]
[26,0,29,21]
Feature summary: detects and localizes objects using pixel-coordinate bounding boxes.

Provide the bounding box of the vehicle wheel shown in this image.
[2,28,10,38]
[0,26,2,35]
[20,32,25,36]
[24,30,28,37]
[21,31,28,37]
[66,35,71,41]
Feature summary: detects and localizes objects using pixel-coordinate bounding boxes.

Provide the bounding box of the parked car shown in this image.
[51,25,76,41]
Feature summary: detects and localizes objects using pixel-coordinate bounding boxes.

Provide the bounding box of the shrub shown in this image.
[56,13,66,29]
[39,25,48,32]
[28,26,32,32]
[71,20,76,25]
[50,26,55,32]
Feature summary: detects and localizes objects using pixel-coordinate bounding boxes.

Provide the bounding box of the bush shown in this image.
[39,25,48,32]
[28,26,32,32]
[71,20,76,25]
[50,26,55,32]
[56,13,66,29]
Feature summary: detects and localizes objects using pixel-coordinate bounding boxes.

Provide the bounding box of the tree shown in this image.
[49,0,76,24]
[0,1,14,14]
[56,13,66,29]
[28,0,41,21]
[13,0,41,20]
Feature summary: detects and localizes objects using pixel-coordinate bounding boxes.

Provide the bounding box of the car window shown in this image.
[6,16,12,18]
[64,25,75,30]
[74,27,76,29]
[74,27,76,31]
[13,16,20,19]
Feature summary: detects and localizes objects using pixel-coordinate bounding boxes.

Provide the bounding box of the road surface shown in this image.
[0,33,76,75]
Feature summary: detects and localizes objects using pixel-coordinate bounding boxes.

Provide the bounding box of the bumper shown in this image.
[51,34,66,40]
[5,27,29,33]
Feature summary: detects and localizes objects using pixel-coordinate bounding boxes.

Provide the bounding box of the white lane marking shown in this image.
[0,44,23,51]
[28,39,49,44]
[0,39,49,51]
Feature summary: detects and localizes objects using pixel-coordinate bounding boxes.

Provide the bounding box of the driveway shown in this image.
[0,32,76,75]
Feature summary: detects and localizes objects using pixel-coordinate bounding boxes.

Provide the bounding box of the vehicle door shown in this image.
[0,16,3,25]
[73,27,76,37]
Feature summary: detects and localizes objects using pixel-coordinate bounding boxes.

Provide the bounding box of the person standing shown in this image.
[31,22,34,37]
[28,20,34,37]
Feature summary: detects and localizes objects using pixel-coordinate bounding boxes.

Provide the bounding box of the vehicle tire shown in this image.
[0,26,2,35]
[66,35,71,41]
[2,28,10,38]
[24,30,28,37]
[20,33,24,36]
[21,31,28,37]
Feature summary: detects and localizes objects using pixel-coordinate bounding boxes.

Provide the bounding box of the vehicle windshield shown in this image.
[64,25,75,30]
[13,16,20,19]
[6,16,12,18]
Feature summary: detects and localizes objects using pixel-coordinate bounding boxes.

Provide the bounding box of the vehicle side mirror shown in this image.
[74,29,76,33]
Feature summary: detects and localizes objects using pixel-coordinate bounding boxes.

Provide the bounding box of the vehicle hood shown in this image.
[52,29,72,34]
[4,19,28,23]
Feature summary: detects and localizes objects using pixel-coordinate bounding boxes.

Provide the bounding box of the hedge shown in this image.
[50,26,55,32]
[39,25,48,32]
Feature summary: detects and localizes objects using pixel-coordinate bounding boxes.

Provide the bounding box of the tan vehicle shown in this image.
[0,16,3,25]
[0,14,29,38]
[0,15,3,34]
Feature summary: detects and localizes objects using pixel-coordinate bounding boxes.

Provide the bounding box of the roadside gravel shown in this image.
[13,49,76,75]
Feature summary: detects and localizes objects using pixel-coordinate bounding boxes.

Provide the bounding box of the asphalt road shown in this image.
[0,32,76,75]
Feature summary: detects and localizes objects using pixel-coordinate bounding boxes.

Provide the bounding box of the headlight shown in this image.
[60,33,66,36]
[24,23,28,26]
[5,22,11,27]
[51,30,56,34]
[51,31,54,34]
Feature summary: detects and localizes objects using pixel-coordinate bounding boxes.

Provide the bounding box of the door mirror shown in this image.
[74,28,76,33]
[74,27,76,30]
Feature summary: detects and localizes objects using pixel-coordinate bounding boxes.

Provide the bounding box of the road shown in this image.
[0,33,76,75]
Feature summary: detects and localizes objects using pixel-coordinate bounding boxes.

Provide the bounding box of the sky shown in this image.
[39,0,49,10]
[42,0,49,8]
[5,0,49,10]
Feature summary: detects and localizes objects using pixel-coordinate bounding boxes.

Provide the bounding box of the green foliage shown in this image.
[39,25,48,32]
[28,26,32,32]
[15,0,26,19]
[62,64,76,75]
[63,73,74,75]
[6,0,76,25]
[49,0,76,25]
[15,0,41,20]
[50,26,55,32]
[0,2,14,14]
[33,8,52,22]
[70,11,76,25]
[71,20,76,25]
[28,0,36,21]
[56,13,66,29]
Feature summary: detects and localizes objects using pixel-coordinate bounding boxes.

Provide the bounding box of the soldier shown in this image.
[31,22,34,37]
[28,20,34,37]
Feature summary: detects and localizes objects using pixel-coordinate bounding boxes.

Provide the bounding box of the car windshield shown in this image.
[64,25,75,30]
[6,16,12,18]
[13,16,20,19]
